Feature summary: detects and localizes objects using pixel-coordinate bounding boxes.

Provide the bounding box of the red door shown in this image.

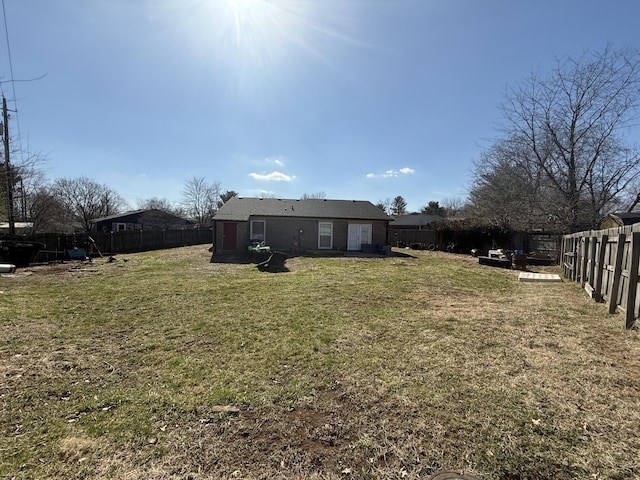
[222,222,238,250]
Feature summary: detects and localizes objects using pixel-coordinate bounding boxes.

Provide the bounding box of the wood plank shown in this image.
[587,236,597,292]
[625,232,640,329]
[580,238,589,284]
[572,238,579,281]
[593,235,607,302]
[609,233,626,314]
[518,272,562,282]
[584,283,595,298]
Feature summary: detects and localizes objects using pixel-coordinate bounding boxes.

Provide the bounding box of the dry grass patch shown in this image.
[1,246,639,479]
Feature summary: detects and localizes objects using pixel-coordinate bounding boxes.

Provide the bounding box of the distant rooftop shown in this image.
[390,212,445,226]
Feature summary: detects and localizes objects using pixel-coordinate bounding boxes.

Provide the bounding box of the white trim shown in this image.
[250,219,266,241]
[318,221,333,249]
[347,224,372,251]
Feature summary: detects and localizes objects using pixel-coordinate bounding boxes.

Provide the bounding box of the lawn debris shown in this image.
[210,405,241,414]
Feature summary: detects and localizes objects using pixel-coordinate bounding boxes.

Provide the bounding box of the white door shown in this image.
[347,224,372,251]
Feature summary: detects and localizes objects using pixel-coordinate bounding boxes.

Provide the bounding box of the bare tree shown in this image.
[375,198,393,215]
[440,197,468,218]
[51,176,128,232]
[301,191,326,200]
[25,185,70,233]
[623,182,640,212]
[493,46,640,231]
[12,153,48,221]
[137,197,184,216]
[469,136,568,230]
[181,176,220,228]
[1,148,47,223]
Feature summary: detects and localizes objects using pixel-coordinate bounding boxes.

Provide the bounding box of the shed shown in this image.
[599,212,640,230]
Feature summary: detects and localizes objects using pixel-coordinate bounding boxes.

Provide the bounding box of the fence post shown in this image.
[592,234,607,302]
[624,232,640,329]
[585,235,597,294]
[563,236,570,279]
[609,233,626,314]
[572,237,579,281]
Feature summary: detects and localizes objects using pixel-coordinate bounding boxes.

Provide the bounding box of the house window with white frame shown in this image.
[318,221,333,249]
[250,219,266,241]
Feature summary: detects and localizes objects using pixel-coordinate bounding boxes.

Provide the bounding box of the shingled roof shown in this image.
[603,211,640,227]
[390,212,445,226]
[214,197,391,222]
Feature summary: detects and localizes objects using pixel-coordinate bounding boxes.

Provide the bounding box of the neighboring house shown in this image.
[212,197,391,255]
[91,209,195,232]
[0,221,34,234]
[388,212,445,247]
[599,212,640,230]
[389,212,445,229]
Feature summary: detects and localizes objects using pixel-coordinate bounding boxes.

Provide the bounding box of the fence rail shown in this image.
[562,224,640,329]
[25,228,213,263]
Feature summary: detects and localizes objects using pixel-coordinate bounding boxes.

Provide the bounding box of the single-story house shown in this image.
[599,212,640,230]
[91,209,195,232]
[212,197,391,255]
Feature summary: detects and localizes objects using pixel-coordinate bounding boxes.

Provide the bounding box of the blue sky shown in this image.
[2,0,639,212]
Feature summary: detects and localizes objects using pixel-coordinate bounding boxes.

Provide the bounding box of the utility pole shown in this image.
[2,95,16,235]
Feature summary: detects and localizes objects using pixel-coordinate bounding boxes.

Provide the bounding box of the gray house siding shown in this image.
[216,217,387,254]
[264,217,317,253]
[263,218,387,253]
[373,221,387,246]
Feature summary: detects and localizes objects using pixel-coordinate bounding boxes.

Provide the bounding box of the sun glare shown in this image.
[153,0,363,103]
[225,0,280,49]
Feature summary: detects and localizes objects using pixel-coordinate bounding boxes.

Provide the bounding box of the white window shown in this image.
[114,222,127,232]
[250,220,266,241]
[318,222,333,249]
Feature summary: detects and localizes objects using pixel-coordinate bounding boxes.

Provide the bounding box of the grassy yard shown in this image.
[1,246,639,480]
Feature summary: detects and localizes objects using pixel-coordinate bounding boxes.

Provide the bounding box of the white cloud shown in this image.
[266,157,285,167]
[249,171,295,182]
[366,167,415,178]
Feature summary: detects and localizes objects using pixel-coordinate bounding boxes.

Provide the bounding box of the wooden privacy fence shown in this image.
[30,228,213,262]
[389,229,437,248]
[562,224,640,329]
